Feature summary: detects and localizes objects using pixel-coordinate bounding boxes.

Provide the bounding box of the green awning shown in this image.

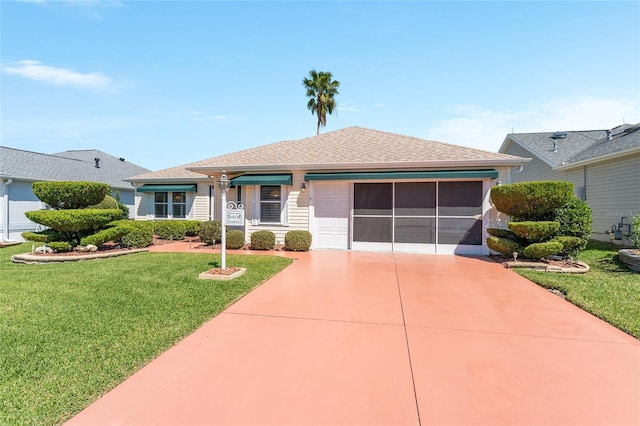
[137,184,197,193]
[304,170,499,181]
[231,174,292,186]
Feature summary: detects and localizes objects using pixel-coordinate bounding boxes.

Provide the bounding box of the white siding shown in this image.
[584,153,640,240]
[504,143,561,182]
[192,184,212,220]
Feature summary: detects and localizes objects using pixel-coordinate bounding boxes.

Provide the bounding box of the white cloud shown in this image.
[428,96,640,152]
[1,60,114,92]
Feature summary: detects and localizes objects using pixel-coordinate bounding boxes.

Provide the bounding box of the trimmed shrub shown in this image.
[523,241,563,260]
[486,227,520,241]
[119,221,154,248]
[250,230,276,250]
[81,226,129,247]
[486,236,521,256]
[491,181,574,220]
[508,221,560,243]
[184,220,202,237]
[48,241,72,253]
[32,181,109,209]
[24,209,124,232]
[117,201,130,219]
[285,230,312,251]
[549,236,582,255]
[89,195,119,210]
[550,196,592,252]
[21,231,51,243]
[226,230,246,249]
[198,221,223,245]
[154,221,186,240]
[633,214,640,249]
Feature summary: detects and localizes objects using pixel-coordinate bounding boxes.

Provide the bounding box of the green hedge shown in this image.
[89,195,119,210]
[32,181,109,209]
[486,227,520,241]
[154,221,186,240]
[507,221,560,243]
[81,226,130,247]
[550,196,592,252]
[523,241,563,260]
[486,236,521,256]
[198,221,222,245]
[24,209,124,232]
[118,221,154,248]
[634,214,640,249]
[21,231,51,243]
[226,230,246,249]
[491,181,574,220]
[284,230,312,251]
[184,220,202,237]
[549,236,582,255]
[250,230,276,250]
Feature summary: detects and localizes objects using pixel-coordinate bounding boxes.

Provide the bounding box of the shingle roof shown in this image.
[129,127,526,181]
[501,123,639,168]
[0,147,150,189]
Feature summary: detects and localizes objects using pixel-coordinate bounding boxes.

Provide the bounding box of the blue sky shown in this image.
[2,0,639,171]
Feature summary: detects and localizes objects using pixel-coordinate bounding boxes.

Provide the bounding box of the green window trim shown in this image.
[304,170,499,181]
[137,184,197,193]
[230,174,292,186]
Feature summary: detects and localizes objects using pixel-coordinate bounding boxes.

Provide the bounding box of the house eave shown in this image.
[187,159,529,176]
[555,147,640,170]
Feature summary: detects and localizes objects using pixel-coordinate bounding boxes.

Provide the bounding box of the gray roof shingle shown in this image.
[129,127,527,181]
[0,147,150,189]
[502,123,639,168]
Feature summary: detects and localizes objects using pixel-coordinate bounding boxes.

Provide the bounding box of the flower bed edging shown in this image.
[198,267,247,281]
[619,249,640,272]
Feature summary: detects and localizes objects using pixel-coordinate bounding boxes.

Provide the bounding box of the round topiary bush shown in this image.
[154,221,186,240]
[486,236,521,257]
[507,221,560,243]
[284,230,312,251]
[550,236,582,255]
[491,181,574,220]
[523,241,563,260]
[89,195,119,210]
[32,181,110,209]
[198,221,222,245]
[250,230,276,250]
[226,230,246,249]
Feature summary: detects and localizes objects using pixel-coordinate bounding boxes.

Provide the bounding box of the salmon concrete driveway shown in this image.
[67,250,640,426]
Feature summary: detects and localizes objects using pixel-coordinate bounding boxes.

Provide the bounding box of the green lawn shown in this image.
[516,240,640,339]
[0,244,293,425]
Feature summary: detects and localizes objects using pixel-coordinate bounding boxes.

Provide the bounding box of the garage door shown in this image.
[313,182,350,249]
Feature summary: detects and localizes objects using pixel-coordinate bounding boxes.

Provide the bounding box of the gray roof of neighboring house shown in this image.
[501,123,639,168]
[0,147,150,190]
[129,126,527,181]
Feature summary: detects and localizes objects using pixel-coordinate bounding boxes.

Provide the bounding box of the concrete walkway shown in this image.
[66,248,640,425]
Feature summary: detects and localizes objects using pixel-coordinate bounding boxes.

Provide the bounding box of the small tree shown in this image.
[23,181,121,247]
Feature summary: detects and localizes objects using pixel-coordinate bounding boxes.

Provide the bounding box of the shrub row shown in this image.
[154,221,187,240]
[81,226,130,247]
[198,221,222,245]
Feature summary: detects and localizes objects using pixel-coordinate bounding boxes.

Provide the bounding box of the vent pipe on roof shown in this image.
[606,130,612,141]
[94,158,100,168]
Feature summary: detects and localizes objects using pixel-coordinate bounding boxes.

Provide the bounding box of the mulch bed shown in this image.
[489,255,588,270]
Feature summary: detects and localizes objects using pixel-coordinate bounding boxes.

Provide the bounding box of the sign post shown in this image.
[217,172,230,269]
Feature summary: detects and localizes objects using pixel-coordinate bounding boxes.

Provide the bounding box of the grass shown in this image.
[0,243,293,425]
[516,240,640,339]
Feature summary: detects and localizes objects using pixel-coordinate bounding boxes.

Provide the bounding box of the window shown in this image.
[260,185,282,223]
[172,192,186,218]
[154,191,188,219]
[155,192,168,218]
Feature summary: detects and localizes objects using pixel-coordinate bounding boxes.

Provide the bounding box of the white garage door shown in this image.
[313,182,350,250]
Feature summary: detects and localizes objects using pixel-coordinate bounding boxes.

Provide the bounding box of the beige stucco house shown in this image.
[499,123,640,244]
[127,127,528,254]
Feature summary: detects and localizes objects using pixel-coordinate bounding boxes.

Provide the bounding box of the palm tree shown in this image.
[302,69,340,135]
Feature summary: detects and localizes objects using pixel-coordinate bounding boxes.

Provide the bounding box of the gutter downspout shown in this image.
[2,177,17,243]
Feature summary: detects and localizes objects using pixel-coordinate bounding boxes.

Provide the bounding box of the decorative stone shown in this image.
[35,245,53,254]
[86,244,98,252]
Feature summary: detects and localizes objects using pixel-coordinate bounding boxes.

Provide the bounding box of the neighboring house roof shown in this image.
[499,123,639,169]
[0,147,150,190]
[129,127,527,181]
